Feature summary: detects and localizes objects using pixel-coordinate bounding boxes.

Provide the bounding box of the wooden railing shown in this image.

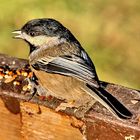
[0,54,139,140]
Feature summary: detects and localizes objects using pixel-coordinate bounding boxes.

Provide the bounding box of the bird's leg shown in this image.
[23,75,38,100]
[25,73,49,100]
[74,99,96,119]
[55,99,96,119]
[55,100,76,111]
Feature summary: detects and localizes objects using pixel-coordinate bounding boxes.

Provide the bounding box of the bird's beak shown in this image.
[12,30,23,39]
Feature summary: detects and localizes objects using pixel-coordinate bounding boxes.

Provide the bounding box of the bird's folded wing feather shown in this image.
[32,55,99,88]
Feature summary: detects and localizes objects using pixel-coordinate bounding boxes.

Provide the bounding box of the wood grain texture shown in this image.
[20,102,84,140]
[0,54,139,140]
[0,98,21,140]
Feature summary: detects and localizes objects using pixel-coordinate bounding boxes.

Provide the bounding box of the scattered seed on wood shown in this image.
[13,81,20,86]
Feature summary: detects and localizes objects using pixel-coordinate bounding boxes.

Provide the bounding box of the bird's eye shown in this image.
[29,32,35,37]
[29,31,41,37]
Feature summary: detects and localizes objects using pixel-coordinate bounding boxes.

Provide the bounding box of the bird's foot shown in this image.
[55,100,75,112]
[74,100,96,119]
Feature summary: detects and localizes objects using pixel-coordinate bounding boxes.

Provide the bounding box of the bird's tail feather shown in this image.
[86,84,133,119]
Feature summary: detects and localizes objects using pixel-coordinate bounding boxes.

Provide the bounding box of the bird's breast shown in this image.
[32,69,93,107]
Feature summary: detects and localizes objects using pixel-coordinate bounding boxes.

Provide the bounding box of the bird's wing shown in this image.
[31,45,133,119]
[32,54,99,88]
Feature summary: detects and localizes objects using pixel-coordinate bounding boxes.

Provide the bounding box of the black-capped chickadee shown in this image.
[13,18,132,119]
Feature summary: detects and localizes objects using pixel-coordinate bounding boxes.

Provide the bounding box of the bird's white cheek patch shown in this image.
[22,33,59,47]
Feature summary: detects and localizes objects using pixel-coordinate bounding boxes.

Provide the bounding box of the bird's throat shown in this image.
[27,41,38,54]
[30,45,37,54]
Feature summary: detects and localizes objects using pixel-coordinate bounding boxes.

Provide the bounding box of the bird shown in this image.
[13,18,133,119]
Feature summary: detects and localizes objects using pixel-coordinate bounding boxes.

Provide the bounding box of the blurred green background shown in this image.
[0,0,139,89]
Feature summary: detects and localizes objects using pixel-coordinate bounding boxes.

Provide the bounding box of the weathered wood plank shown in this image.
[0,97,21,140]
[0,53,139,140]
[20,102,84,140]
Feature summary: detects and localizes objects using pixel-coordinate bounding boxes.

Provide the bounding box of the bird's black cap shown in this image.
[21,18,80,45]
[22,18,65,37]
